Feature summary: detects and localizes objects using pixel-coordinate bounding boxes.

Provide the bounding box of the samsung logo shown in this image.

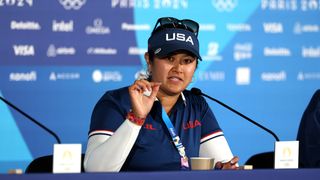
[9,71,37,81]
[261,71,287,81]
[11,21,41,30]
[263,22,283,33]
[52,20,73,32]
[13,45,35,56]
[264,47,291,56]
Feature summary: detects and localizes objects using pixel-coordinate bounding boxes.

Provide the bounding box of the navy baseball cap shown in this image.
[148,28,202,60]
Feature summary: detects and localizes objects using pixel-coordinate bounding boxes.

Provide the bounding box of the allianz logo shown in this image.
[86,18,110,35]
[92,70,122,83]
[226,23,251,32]
[261,71,287,82]
[47,44,76,57]
[263,22,283,33]
[9,71,37,81]
[52,20,73,32]
[111,0,188,9]
[234,43,252,61]
[128,47,147,55]
[13,45,35,56]
[87,47,117,55]
[121,23,150,31]
[264,47,291,57]
[302,46,320,58]
[11,20,41,30]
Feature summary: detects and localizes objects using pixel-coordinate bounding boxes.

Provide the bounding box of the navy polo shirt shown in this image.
[89,86,222,171]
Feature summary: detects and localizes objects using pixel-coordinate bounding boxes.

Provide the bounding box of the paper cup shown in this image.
[190,157,214,170]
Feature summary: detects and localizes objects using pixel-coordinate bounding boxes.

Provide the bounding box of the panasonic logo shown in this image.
[121,23,150,31]
[11,21,41,30]
[13,45,35,56]
[302,46,320,58]
[264,47,291,56]
[52,20,73,32]
[226,23,251,32]
[263,22,283,33]
[9,71,37,81]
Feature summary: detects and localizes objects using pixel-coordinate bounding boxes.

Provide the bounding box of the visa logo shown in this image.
[263,23,283,33]
[13,45,35,56]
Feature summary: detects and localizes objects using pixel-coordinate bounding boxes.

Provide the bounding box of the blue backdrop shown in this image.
[1,0,320,173]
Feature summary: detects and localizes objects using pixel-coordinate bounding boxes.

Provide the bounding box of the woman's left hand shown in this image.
[215,156,239,170]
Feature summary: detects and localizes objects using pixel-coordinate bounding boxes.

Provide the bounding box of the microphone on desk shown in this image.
[0,96,61,144]
[190,87,280,142]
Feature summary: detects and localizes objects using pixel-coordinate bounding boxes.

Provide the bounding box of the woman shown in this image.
[84,17,239,172]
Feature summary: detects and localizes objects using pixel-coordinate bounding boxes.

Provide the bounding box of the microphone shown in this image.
[191,88,280,141]
[0,96,61,144]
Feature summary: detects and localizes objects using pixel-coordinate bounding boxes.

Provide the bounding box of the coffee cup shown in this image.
[190,157,214,170]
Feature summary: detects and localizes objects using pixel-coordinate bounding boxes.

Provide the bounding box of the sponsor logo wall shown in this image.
[0,0,319,172]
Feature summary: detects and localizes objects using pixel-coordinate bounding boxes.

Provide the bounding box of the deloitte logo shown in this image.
[59,0,86,10]
[212,0,238,12]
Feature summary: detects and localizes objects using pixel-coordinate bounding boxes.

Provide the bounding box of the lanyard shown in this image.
[161,106,189,170]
